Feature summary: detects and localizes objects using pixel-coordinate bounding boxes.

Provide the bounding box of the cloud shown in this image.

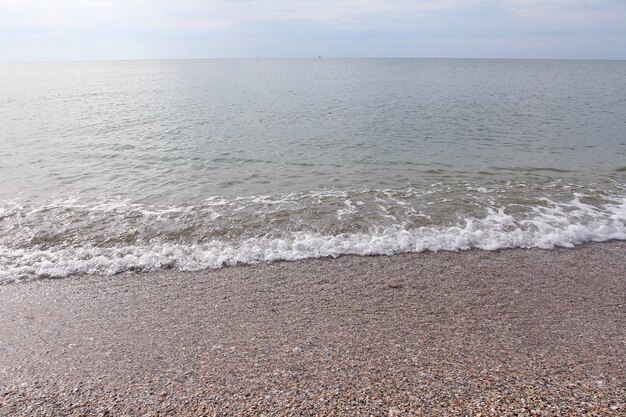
[2,1,624,32]
[0,1,464,32]
[1,0,625,60]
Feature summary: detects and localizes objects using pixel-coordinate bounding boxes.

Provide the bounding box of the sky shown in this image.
[1,0,625,62]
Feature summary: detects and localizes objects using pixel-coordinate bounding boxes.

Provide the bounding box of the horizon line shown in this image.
[3,56,626,65]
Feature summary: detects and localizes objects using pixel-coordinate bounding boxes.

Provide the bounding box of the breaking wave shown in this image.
[1,185,624,283]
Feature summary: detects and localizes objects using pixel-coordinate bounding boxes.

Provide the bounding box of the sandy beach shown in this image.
[1,241,624,416]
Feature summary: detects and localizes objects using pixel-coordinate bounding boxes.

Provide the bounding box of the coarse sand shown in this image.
[1,242,624,416]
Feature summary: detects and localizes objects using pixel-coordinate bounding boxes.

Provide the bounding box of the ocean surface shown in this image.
[1,58,625,282]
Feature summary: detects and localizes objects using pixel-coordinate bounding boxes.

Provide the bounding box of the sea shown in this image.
[1,58,625,283]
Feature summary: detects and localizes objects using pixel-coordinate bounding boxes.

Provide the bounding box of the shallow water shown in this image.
[1,58,625,281]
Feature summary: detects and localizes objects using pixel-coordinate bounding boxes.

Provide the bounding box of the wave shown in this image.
[1,192,624,283]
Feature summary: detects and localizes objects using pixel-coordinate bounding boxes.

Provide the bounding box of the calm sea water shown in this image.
[1,58,625,282]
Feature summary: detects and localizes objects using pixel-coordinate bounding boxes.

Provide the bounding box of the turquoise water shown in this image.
[1,59,625,281]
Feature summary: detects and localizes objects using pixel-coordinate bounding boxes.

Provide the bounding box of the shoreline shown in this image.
[1,241,624,415]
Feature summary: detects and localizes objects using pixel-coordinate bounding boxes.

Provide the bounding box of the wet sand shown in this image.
[1,242,624,416]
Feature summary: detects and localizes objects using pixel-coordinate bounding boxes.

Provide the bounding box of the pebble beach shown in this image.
[1,241,624,416]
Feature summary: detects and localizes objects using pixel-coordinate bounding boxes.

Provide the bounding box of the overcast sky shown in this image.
[1,0,625,61]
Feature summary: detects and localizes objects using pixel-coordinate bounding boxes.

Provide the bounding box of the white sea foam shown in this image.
[1,195,624,283]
